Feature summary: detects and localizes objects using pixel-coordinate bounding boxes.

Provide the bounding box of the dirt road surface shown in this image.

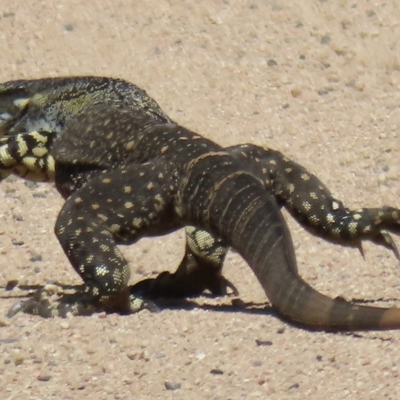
[0,1,400,399]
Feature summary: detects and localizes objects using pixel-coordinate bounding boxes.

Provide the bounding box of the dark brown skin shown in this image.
[1,77,400,330]
[132,142,400,314]
[27,106,400,330]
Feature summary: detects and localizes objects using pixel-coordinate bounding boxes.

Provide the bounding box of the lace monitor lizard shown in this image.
[1,77,400,330]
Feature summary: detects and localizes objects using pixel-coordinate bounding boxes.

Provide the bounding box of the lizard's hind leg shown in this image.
[227,144,400,259]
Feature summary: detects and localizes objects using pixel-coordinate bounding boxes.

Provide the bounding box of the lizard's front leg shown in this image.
[8,161,179,317]
[0,131,56,181]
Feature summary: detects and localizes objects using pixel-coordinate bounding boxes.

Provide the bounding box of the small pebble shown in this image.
[32,192,48,198]
[25,181,39,189]
[252,360,263,367]
[29,254,43,262]
[288,382,300,390]
[291,87,302,98]
[5,280,19,291]
[14,357,24,366]
[210,368,224,375]
[4,176,18,183]
[165,381,181,391]
[37,374,51,382]
[0,338,18,344]
[60,322,70,330]
[255,339,273,346]
[12,214,24,221]
[196,352,206,360]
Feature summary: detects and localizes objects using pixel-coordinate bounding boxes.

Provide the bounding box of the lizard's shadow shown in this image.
[2,283,400,328]
[0,282,274,316]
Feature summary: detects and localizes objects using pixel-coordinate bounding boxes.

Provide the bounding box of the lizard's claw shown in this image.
[372,230,400,261]
[356,242,365,259]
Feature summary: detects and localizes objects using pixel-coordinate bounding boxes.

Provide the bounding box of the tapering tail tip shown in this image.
[277,295,400,332]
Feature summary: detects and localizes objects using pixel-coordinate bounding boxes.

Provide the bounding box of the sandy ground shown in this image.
[0,1,400,399]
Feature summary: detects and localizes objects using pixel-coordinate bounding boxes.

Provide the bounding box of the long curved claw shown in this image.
[7,300,29,318]
[356,242,365,259]
[372,230,400,261]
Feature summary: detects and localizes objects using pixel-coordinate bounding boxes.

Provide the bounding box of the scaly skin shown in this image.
[0,77,236,297]
[1,77,400,330]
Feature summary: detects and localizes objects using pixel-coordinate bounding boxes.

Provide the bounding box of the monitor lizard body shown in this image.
[1,77,400,331]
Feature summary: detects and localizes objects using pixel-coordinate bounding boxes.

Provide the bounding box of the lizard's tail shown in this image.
[206,170,400,331]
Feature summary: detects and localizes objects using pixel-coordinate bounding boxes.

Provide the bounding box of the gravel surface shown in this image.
[0,1,400,399]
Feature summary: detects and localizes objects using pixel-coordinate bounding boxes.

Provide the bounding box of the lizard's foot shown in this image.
[6,284,89,318]
[131,230,239,299]
[130,270,239,299]
[7,283,158,318]
[302,206,400,260]
[350,207,400,260]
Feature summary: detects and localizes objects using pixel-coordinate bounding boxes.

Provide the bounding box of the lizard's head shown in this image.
[0,76,171,139]
[0,77,89,138]
[0,83,30,137]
